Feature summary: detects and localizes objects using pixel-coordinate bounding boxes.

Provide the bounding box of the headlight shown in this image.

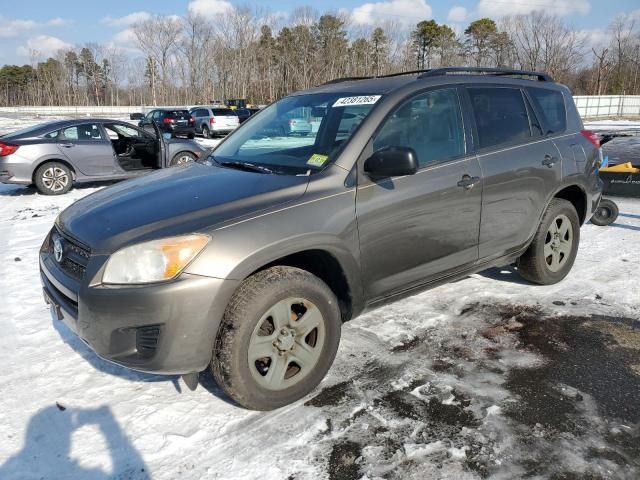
[102,234,210,284]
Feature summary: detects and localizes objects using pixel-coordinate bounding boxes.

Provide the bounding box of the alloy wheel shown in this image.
[247,297,325,391]
[544,214,573,272]
[41,167,69,193]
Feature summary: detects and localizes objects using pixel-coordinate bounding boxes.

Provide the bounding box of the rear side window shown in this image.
[62,124,103,141]
[528,88,567,134]
[467,87,532,149]
[373,88,465,167]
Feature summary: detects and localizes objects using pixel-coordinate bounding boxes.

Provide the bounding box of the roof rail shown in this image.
[418,67,553,82]
[322,69,433,85]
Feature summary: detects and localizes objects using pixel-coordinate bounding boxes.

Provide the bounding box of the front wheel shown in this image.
[591,199,619,226]
[517,198,580,285]
[170,152,197,166]
[211,266,342,410]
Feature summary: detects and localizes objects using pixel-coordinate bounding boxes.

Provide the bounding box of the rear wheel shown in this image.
[170,152,197,166]
[211,266,341,410]
[34,162,72,195]
[518,198,580,285]
[202,125,211,139]
[591,199,619,226]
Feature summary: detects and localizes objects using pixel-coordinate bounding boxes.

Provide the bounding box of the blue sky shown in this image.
[1,0,639,65]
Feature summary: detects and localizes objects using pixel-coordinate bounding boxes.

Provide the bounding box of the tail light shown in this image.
[162,117,174,125]
[209,117,216,125]
[0,142,19,156]
[189,117,195,124]
[581,129,600,148]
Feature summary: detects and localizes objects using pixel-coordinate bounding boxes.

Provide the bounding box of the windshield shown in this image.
[212,93,382,174]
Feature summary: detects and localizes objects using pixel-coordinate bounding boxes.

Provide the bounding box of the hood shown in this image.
[58,163,309,253]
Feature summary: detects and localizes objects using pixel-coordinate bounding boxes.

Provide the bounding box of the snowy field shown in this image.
[0,115,639,479]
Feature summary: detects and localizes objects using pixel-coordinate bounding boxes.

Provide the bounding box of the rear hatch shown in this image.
[212,109,239,128]
[168,110,193,127]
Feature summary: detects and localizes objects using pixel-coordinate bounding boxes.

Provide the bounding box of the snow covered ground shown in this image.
[0,116,639,480]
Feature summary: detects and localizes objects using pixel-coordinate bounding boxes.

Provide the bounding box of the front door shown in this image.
[356,88,482,301]
[57,123,116,176]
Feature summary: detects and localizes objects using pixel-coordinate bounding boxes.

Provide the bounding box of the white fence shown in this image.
[573,95,640,119]
[2,96,640,119]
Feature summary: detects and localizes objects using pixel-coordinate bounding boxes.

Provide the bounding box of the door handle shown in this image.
[542,155,556,167]
[59,143,75,148]
[457,174,480,190]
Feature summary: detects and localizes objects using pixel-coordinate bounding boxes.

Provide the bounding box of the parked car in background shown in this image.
[138,109,196,139]
[236,107,260,124]
[40,67,602,410]
[0,119,206,194]
[189,107,240,138]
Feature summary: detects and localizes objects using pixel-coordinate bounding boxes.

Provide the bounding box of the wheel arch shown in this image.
[32,158,77,183]
[218,242,364,323]
[552,184,587,225]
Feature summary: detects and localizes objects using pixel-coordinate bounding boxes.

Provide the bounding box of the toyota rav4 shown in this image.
[40,68,603,410]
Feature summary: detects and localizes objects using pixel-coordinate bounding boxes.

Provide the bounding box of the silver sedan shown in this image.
[0,119,208,194]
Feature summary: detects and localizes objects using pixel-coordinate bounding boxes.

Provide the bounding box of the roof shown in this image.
[297,67,559,96]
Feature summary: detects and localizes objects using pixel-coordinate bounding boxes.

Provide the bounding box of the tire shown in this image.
[590,199,619,226]
[211,266,342,410]
[34,162,72,195]
[202,125,211,139]
[517,198,580,285]
[187,132,195,140]
[170,152,197,166]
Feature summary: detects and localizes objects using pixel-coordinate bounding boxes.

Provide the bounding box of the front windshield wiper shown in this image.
[217,160,275,174]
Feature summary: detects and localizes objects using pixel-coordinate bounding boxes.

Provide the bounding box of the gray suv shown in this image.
[40,68,602,410]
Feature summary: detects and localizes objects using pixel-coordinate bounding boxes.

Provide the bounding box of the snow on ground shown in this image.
[0,115,639,480]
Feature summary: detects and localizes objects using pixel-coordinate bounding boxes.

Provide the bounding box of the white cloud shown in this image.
[16,35,73,57]
[0,16,72,38]
[351,0,432,27]
[477,0,590,17]
[448,6,467,23]
[101,11,151,27]
[576,29,609,50]
[0,17,38,38]
[188,0,234,18]
[113,29,137,45]
[47,17,71,27]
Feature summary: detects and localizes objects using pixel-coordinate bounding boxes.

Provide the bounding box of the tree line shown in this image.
[1,7,639,107]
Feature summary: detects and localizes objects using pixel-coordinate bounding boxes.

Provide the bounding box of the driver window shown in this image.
[373,89,465,168]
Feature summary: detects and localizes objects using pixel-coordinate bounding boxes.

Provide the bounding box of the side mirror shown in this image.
[364,147,418,178]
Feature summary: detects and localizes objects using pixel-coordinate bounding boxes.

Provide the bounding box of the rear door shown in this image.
[57,123,117,176]
[170,110,191,129]
[527,87,585,178]
[465,86,561,261]
[356,87,482,300]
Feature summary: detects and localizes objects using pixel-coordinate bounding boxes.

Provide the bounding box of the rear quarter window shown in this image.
[467,87,533,149]
[527,88,567,134]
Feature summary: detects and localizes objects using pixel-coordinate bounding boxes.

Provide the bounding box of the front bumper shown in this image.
[40,247,238,374]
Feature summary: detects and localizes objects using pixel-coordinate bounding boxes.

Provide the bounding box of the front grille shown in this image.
[136,325,162,357]
[49,227,91,280]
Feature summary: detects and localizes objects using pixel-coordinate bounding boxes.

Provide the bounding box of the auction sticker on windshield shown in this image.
[307,154,329,167]
[333,95,381,107]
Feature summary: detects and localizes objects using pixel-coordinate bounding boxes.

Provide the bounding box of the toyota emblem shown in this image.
[53,238,63,263]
